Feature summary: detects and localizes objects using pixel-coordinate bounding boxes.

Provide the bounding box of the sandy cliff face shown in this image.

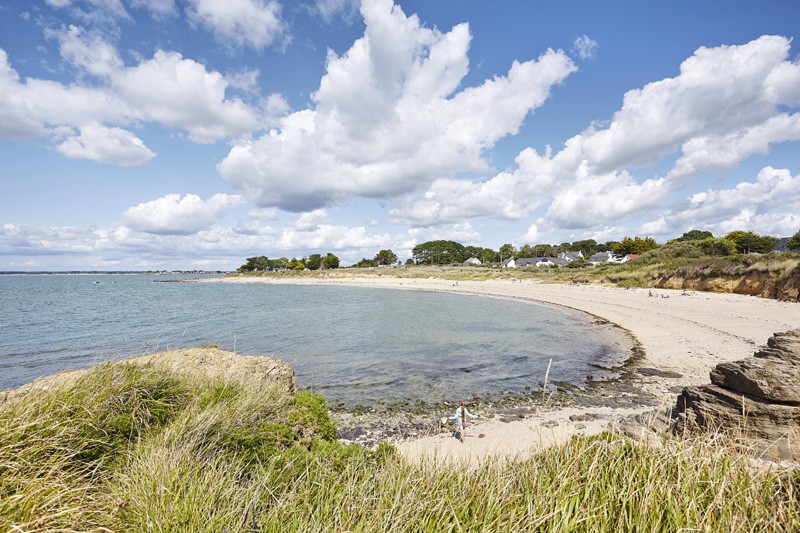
[653,263,800,301]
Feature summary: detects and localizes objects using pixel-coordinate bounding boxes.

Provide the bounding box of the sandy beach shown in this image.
[206,275,800,464]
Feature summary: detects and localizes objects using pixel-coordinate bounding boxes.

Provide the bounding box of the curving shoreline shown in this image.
[202,275,800,462]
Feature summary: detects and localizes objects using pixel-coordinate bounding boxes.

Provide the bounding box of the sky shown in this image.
[1,0,800,270]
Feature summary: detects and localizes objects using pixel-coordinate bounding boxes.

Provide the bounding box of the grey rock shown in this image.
[673,328,800,461]
[710,359,800,404]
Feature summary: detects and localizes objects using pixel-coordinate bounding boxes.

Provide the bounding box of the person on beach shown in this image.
[450,400,478,442]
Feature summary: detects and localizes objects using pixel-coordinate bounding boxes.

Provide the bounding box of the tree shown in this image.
[286,257,305,270]
[531,244,554,257]
[614,236,659,255]
[674,229,713,242]
[353,258,378,268]
[321,253,340,269]
[405,258,415,265]
[571,239,598,257]
[498,243,515,261]
[305,254,322,270]
[787,230,800,251]
[724,231,779,254]
[697,238,737,256]
[238,256,269,272]
[412,240,468,265]
[374,249,398,266]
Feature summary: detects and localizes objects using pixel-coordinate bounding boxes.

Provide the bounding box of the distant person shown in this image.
[450,400,478,442]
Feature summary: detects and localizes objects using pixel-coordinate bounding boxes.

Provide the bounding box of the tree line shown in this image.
[237,229,800,271]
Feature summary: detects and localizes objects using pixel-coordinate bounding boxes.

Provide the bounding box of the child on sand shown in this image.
[449,400,478,442]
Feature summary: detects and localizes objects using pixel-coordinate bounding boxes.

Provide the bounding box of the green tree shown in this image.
[305,254,322,270]
[787,230,800,251]
[237,256,269,272]
[404,258,415,265]
[674,229,713,242]
[498,243,515,261]
[531,244,554,257]
[697,238,737,256]
[724,231,779,254]
[412,240,468,265]
[321,253,340,269]
[353,258,378,268]
[614,236,659,255]
[287,257,305,270]
[374,249,398,266]
[571,239,598,257]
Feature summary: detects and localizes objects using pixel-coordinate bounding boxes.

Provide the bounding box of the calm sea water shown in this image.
[0,274,629,406]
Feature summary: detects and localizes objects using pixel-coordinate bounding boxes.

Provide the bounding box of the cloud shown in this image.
[218,0,577,211]
[122,193,244,235]
[640,166,800,238]
[111,50,258,142]
[572,34,597,60]
[130,0,177,18]
[580,35,799,174]
[315,0,360,23]
[186,0,285,50]
[389,34,800,235]
[56,123,155,166]
[0,25,263,163]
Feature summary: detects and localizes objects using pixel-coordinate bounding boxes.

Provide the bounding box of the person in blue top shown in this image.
[450,400,478,442]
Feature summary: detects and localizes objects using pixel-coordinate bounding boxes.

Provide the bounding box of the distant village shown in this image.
[238,230,800,273]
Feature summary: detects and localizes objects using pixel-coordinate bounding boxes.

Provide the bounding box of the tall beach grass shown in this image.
[1,360,798,531]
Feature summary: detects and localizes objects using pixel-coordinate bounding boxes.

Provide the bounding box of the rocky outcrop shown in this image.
[1,346,296,404]
[675,329,800,460]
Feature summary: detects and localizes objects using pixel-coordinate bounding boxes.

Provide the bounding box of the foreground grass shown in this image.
[1,362,798,531]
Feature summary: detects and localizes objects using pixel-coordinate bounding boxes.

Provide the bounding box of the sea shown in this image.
[0,274,630,406]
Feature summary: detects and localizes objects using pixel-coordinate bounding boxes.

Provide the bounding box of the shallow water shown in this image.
[0,274,629,405]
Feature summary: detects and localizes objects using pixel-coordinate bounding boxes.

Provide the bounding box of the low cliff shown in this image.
[653,257,800,301]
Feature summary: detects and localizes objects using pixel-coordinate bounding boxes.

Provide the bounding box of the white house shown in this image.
[588,251,614,264]
[558,251,584,262]
[463,257,481,266]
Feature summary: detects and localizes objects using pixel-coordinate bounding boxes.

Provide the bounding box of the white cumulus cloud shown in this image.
[122,193,244,235]
[217,0,577,211]
[186,0,285,50]
[56,123,155,166]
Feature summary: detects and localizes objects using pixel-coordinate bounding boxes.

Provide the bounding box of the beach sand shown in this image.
[206,275,800,464]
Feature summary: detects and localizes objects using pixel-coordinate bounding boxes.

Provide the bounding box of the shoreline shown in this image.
[199,275,800,463]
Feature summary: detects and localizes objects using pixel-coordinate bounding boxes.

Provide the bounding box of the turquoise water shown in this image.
[0,274,628,405]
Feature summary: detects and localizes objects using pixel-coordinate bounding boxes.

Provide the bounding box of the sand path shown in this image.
[208,276,800,464]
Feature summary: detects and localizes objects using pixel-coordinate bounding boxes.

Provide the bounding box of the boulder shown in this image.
[674,328,800,461]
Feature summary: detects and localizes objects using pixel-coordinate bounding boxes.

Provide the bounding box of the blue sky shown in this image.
[1,0,799,270]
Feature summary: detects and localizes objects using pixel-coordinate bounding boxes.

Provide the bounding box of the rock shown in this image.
[710,359,800,404]
[637,367,683,379]
[674,328,800,461]
[753,329,800,365]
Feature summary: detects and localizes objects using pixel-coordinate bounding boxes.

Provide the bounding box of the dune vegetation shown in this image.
[1,360,798,531]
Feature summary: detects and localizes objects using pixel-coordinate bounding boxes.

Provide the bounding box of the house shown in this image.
[463,257,481,266]
[775,238,800,253]
[514,258,540,267]
[502,258,516,268]
[558,251,584,262]
[588,251,613,264]
[536,257,570,267]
